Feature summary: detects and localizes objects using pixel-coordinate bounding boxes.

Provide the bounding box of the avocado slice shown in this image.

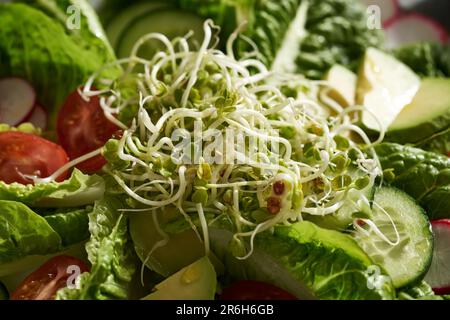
[130,207,205,277]
[386,78,450,149]
[356,48,420,132]
[142,256,217,300]
[323,65,357,108]
[210,221,395,300]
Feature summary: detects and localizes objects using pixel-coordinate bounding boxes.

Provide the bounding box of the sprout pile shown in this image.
[41,21,392,261]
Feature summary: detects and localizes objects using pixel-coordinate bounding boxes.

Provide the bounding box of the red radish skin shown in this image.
[0,77,36,126]
[384,13,449,48]
[24,104,48,129]
[424,219,450,295]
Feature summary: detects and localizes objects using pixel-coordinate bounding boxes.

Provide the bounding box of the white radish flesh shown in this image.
[24,104,48,129]
[424,219,450,295]
[385,14,449,49]
[0,77,36,126]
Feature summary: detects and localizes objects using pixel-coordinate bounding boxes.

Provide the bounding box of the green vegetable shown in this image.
[211,221,395,300]
[398,281,442,300]
[387,78,450,155]
[0,2,117,128]
[143,256,217,300]
[115,6,204,60]
[44,207,92,247]
[105,1,171,53]
[354,187,433,288]
[394,42,450,78]
[296,0,383,79]
[19,0,115,58]
[375,143,450,219]
[130,207,205,277]
[0,123,42,136]
[0,200,62,264]
[415,129,450,157]
[177,0,381,76]
[56,196,138,300]
[0,281,9,300]
[356,47,421,133]
[306,172,374,231]
[0,169,105,208]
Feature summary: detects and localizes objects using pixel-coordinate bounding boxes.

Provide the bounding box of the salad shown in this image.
[0,0,449,301]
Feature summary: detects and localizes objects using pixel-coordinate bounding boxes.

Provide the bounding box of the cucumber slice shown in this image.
[0,281,8,300]
[306,186,374,231]
[305,167,375,230]
[355,187,433,288]
[106,2,172,52]
[116,9,205,59]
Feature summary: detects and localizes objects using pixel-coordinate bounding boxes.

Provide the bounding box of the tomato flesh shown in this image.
[0,131,69,184]
[220,280,297,300]
[57,89,120,173]
[11,255,89,300]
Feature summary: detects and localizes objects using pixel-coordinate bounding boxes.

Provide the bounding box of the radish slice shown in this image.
[0,78,36,126]
[361,0,399,26]
[424,219,450,295]
[24,104,48,129]
[384,13,449,48]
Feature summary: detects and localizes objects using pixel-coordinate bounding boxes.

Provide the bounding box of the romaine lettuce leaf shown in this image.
[0,200,62,264]
[394,42,450,78]
[0,3,118,128]
[211,221,395,300]
[43,207,92,247]
[0,169,104,208]
[0,199,91,267]
[177,0,382,77]
[56,196,138,300]
[296,0,384,79]
[375,143,450,219]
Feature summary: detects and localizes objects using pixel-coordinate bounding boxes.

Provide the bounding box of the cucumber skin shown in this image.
[106,2,173,52]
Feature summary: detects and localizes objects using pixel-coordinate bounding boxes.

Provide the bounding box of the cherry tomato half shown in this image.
[0,131,69,184]
[220,280,297,300]
[11,255,89,300]
[57,89,120,173]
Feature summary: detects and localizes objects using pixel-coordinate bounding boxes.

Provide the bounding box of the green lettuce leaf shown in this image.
[0,200,62,264]
[211,221,395,300]
[296,0,384,79]
[375,143,450,219]
[177,0,382,77]
[415,128,450,156]
[394,42,450,78]
[0,169,105,208]
[0,2,118,128]
[43,207,92,247]
[56,196,138,300]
